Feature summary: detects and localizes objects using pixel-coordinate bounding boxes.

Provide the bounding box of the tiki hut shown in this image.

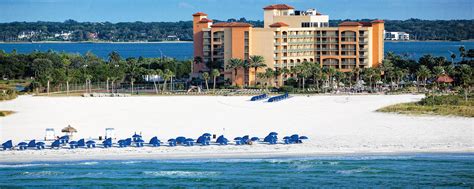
[436,74,454,83]
[62,125,77,136]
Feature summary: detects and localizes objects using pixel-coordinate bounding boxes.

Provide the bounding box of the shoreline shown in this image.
[0,148,472,163]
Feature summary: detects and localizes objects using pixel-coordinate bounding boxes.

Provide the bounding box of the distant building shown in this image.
[54,31,73,40]
[193,4,385,86]
[165,35,180,41]
[17,31,37,39]
[384,31,410,41]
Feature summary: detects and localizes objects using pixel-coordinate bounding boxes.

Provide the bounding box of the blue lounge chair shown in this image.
[59,136,69,144]
[168,139,177,146]
[149,137,161,147]
[51,140,61,149]
[2,140,13,150]
[27,140,36,148]
[216,135,228,145]
[175,137,186,145]
[234,137,243,145]
[102,138,112,148]
[35,142,45,150]
[264,132,278,144]
[69,141,78,149]
[86,140,96,148]
[135,139,144,147]
[251,94,267,101]
[17,142,28,150]
[118,139,127,148]
[185,138,194,146]
[77,139,85,148]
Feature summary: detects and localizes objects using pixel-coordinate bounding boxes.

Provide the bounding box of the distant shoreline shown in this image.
[0,41,193,44]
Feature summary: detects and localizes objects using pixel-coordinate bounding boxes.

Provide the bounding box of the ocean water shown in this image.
[0,154,473,187]
[0,41,472,61]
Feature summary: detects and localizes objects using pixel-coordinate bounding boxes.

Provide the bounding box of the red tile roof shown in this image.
[371,20,385,23]
[436,75,454,83]
[198,18,213,23]
[192,12,208,16]
[359,22,373,27]
[211,22,253,28]
[269,22,290,27]
[263,4,295,10]
[338,22,363,27]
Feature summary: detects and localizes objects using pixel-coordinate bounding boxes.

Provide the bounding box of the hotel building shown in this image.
[193,4,384,86]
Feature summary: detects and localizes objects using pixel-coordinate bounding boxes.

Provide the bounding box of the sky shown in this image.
[0,0,473,23]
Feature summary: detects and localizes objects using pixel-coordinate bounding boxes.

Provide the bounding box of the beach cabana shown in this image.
[102,138,112,148]
[175,136,186,145]
[17,142,28,150]
[62,125,77,136]
[168,139,177,146]
[86,140,96,148]
[135,139,144,147]
[77,139,85,148]
[132,133,142,142]
[51,140,61,149]
[27,140,36,148]
[35,142,45,150]
[45,128,55,141]
[216,135,228,145]
[234,137,243,145]
[290,134,300,144]
[149,137,161,147]
[2,140,13,150]
[185,138,194,146]
[69,141,78,149]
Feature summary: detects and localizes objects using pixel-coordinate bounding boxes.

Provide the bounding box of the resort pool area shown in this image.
[0,154,473,187]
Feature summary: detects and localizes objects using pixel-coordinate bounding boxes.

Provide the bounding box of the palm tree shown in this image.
[211,69,220,91]
[299,61,313,91]
[264,68,275,90]
[362,68,375,89]
[150,69,162,94]
[162,69,174,92]
[311,64,322,90]
[335,71,345,88]
[450,53,456,64]
[256,72,266,89]
[248,55,266,86]
[126,58,140,95]
[46,74,52,95]
[459,46,466,62]
[85,74,93,93]
[226,58,245,86]
[202,72,210,90]
[416,65,431,89]
[323,67,337,88]
[352,67,361,82]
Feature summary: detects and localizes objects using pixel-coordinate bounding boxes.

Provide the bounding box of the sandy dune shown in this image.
[0,95,472,162]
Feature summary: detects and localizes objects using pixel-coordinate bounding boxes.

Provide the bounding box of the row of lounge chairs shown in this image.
[1,132,308,150]
[267,93,290,102]
[250,94,268,101]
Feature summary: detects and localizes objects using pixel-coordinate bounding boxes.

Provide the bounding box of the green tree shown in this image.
[211,69,220,91]
[226,58,246,86]
[416,65,431,89]
[202,72,210,90]
[264,68,275,89]
[248,55,266,86]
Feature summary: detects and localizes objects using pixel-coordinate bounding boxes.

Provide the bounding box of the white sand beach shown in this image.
[0,95,472,162]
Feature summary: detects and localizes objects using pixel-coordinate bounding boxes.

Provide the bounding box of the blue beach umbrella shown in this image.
[299,136,309,140]
[234,137,242,141]
[269,132,278,136]
[202,133,212,137]
[250,137,260,141]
